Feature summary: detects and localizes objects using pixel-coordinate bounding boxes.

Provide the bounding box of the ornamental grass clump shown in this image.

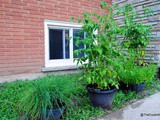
[18,75,80,120]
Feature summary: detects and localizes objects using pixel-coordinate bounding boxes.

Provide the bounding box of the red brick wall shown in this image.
[0,0,111,76]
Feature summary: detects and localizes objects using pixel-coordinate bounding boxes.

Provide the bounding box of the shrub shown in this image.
[73,2,124,90]
[118,4,154,61]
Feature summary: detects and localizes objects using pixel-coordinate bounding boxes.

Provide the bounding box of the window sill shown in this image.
[41,65,79,72]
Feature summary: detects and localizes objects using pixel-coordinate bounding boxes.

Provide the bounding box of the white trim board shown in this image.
[44,20,84,68]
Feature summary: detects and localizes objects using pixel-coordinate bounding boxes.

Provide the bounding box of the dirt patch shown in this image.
[131,101,144,109]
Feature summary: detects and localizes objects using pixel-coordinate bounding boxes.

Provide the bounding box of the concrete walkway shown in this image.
[0,70,81,83]
[98,92,160,120]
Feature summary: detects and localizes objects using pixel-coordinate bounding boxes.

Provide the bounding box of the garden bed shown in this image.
[0,73,160,120]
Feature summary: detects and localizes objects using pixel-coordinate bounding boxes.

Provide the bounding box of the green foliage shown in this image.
[0,75,160,120]
[113,91,136,110]
[73,3,123,90]
[0,74,82,120]
[118,4,154,59]
[19,79,52,120]
[118,56,157,85]
[72,3,155,90]
[18,75,81,120]
[64,96,105,120]
[0,80,33,120]
[113,4,156,85]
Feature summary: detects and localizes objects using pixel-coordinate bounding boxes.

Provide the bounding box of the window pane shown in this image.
[65,30,70,59]
[49,29,63,60]
[73,29,85,58]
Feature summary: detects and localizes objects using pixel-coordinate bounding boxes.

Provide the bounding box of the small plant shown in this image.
[18,75,80,120]
[119,56,157,85]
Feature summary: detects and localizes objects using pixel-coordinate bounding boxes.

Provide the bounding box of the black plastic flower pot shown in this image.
[119,81,130,91]
[130,83,146,92]
[45,107,65,120]
[86,84,116,109]
[41,101,65,120]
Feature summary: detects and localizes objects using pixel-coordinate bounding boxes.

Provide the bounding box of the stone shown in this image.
[157,32,160,38]
[150,5,160,11]
[148,15,159,22]
[155,55,160,61]
[155,45,160,50]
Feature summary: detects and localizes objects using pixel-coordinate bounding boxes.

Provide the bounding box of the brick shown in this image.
[4,3,23,9]
[0,15,12,20]
[5,19,23,25]
[23,6,38,12]
[5,35,23,40]
[11,16,29,21]
[6,44,23,48]
[10,1,28,6]
[4,28,22,32]
[5,12,22,17]
[23,29,39,33]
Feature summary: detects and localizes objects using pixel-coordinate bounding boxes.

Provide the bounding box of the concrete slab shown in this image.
[98,92,160,120]
[0,70,81,83]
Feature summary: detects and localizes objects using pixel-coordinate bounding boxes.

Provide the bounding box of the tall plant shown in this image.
[73,2,123,90]
[115,4,157,87]
[118,4,154,62]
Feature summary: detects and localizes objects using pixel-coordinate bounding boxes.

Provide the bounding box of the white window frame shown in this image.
[44,20,85,68]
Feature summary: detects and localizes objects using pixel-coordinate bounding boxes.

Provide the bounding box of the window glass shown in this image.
[65,30,70,59]
[49,29,63,60]
[73,29,85,58]
[49,29,70,60]
[49,28,85,60]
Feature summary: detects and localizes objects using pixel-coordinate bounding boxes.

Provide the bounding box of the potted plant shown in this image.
[118,56,157,92]
[18,75,79,120]
[73,2,122,109]
[116,4,157,91]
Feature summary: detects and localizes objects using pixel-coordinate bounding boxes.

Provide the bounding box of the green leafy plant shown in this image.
[118,56,157,85]
[113,4,157,86]
[18,75,80,120]
[118,4,154,62]
[0,80,33,120]
[73,2,124,90]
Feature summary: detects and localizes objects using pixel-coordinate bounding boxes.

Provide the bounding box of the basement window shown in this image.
[44,20,85,68]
